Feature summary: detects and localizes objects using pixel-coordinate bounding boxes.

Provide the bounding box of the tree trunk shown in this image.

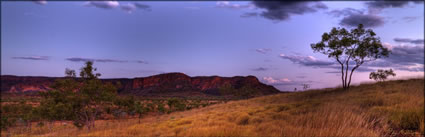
[337,60,345,89]
[347,65,359,89]
[344,59,351,89]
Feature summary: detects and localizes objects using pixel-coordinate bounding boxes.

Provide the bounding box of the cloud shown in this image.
[252,67,268,71]
[279,54,334,67]
[279,54,377,72]
[32,0,47,5]
[394,38,424,44]
[386,45,424,66]
[85,1,120,9]
[327,8,364,18]
[365,1,410,13]
[255,48,272,54]
[252,1,327,21]
[402,16,419,22]
[120,3,137,14]
[216,1,254,9]
[328,7,386,28]
[135,60,148,64]
[134,3,152,11]
[240,12,258,18]
[280,44,424,73]
[66,57,124,63]
[66,57,148,64]
[364,44,424,72]
[263,77,291,84]
[12,56,49,60]
[366,1,410,9]
[339,13,385,28]
[263,77,315,87]
[365,1,423,14]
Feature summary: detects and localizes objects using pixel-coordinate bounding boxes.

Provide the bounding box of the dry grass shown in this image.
[3,78,424,137]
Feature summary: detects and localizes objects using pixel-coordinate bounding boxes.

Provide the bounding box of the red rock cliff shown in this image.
[1,73,280,97]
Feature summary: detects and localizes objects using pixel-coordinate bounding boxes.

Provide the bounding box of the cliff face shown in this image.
[1,73,280,98]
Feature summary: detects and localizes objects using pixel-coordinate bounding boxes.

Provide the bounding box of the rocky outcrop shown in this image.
[1,73,280,98]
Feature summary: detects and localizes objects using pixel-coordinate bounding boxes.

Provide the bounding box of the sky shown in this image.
[1,1,424,91]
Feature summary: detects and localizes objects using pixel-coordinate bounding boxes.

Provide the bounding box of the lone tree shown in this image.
[311,24,390,89]
[369,69,396,82]
[302,84,310,91]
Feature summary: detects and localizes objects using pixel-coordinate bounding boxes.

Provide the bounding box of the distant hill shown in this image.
[1,73,280,98]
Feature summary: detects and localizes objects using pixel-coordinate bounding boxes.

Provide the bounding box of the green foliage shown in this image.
[157,103,166,114]
[369,69,396,82]
[311,24,390,89]
[167,98,186,113]
[114,96,137,115]
[38,61,118,130]
[1,101,39,129]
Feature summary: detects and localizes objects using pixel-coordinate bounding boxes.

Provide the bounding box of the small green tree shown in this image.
[311,24,390,89]
[39,61,117,130]
[134,102,149,124]
[369,69,396,82]
[114,96,136,117]
[167,98,187,113]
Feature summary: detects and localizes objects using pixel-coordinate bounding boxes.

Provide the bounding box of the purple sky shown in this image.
[1,1,424,91]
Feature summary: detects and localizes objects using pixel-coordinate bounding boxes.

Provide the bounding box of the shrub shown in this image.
[157,103,166,114]
[167,98,187,112]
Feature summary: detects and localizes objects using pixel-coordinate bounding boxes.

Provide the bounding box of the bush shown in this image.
[167,98,187,112]
[157,103,166,114]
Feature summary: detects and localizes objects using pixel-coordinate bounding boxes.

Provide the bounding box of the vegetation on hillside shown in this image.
[2,78,423,136]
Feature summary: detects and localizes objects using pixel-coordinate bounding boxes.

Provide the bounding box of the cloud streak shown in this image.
[394,38,424,44]
[12,56,49,60]
[32,0,47,5]
[66,57,148,64]
[85,1,120,9]
[279,54,334,67]
[279,54,377,72]
[263,77,291,85]
[262,77,315,89]
[216,1,254,9]
[120,3,137,14]
[134,3,152,11]
[255,48,272,54]
[252,67,268,71]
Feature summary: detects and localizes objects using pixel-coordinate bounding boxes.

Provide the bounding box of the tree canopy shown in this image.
[311,24,390,89]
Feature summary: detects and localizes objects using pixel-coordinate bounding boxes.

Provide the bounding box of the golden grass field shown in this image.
[3,78,424,137]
